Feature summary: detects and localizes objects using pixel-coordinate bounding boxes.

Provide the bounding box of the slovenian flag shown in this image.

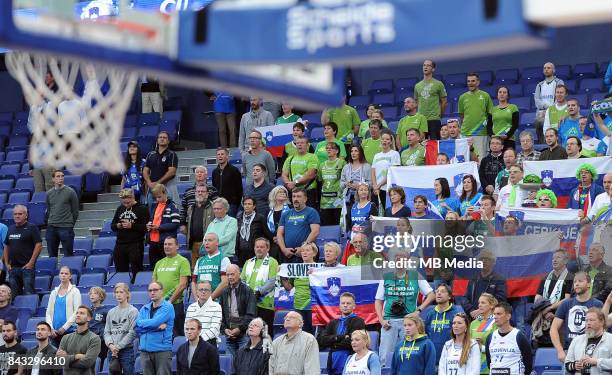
[424,138,470,165]
[310,267,379,326]
[453,232,561,297]
[256,122,295,158]
[523,156,612,208]
[387,162,480,210]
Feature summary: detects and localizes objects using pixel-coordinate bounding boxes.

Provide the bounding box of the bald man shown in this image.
[535,62,565,141]
[219,264,257,357]
[270,311,320,375]
[179,165,218,226]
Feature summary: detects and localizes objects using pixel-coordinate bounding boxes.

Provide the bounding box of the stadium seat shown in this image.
[320,352,328,373]
[533,347,563,374]
[1,207,14,226]
[309,127,325,142]
[379,106,399,120]
[524,82,538,96]
[37,294,51,316]
[121,127,137,140]
[273,310,289,335]
[105,272,132,286]
[368,79,393,95]
[13,294,38,314]
[555,65,571,80]
[319,225,341,242]
[138,112,161,127]
[219,355,232,375]
[573,62,598,78]
[0,179,13,193]
[476,70,494,86]
[34,275,51,293]
[130,291,149,307]
[495,68,519,84]
[520,112,537,128]
[162,110,182,122]
[348,95,370,109]
[480,85,497,98]
[0,152,4,162]
[20,340,37,350]
[218,335,227,354]
[64,175,83,193]
[137,125,160,139]
[27,202,46,226]
[0,112,12,122]
[372,93,395,108]
[22,318,41,340]
[564,80,577,94]
[99,219,115,237]
[92,236,116,255]
[395,77,418,90]
[5,150,27,163]
[59,256,85,275]
[521,66,543,82]
[0,164,21,180]
[35,257,57,276]
[6,135,29,151]
[388,121,399,133]
[506,83,524,97]
[444,73,467,88]
[78,273,106,289]
[301,112,321,125]
[369,331,379,352]
[73,237,94,257]
[512,97,532,112]
[12,177,34,194]
[446,87,464,102]
[172,336,186,353]
[124,114,138,127]
[160,119,180,141]
[578,78,603,93]
[134,271,153,286]
[84,172,108,193]
[84,254,113,274]
[0,193,6,205]
[7,191,31,206]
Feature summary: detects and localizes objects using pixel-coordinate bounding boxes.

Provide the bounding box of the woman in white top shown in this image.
[371,131,400,207]
[438,313,481,375]
[343,330,381,375]
[46,266,82,347]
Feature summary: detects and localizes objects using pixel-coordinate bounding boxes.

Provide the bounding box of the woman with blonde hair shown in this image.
[293,242,319,334]
[342,330,382,375]
[322,242,344,268]
[439,313,481,374]
[469,293,498,374]
[104,282,139,375]
[390,314,436,375]
[266,185,291,259]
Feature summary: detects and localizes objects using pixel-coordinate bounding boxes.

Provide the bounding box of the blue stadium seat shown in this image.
[37,294,51,316]
[162,110,182,122]
[541,371,562,375]
[130,291,149,307]
[319,225,341,242]
[27,202,46,226]
[320,352,328,374]
[14,111,29,122]
[0,125,10,139]
[172,336,186,353]
[480,85,497,98]
[0,179,13,193]
[21,340,37,350]
[444,73,466,88]
[51,274,78,288]
[59,256,85,276]
[64,175,83,194]
[395,77,418,90]
[219,355,232,375]
[369,331,379,352]
[10,123,29,137]
[78,273,105,289]
[121,127,137,140]
[579,78,603,94]
[13,294,38,314]
[555,65,571,80]
[35,257,57,276]
[1,207,14,226]
[372,93,395,107]
[124,114,138,128]
[218,335,226,354]
[368,79,393,95]
[573,62,598,78]
[476,71,494,86]
[6,135,29,151]
[0,152,4,162]
[99,218,115,237]
[506,83,524,97]
[533,347,562,374]
[84,254,113,274]
[81,293,92,305]
[73,237,94,257]
[521,66,543,82]
[520,112,537,128]
[138,112,161,127]
[176,183,191,199]
[84,172,108,193]
[512,97,532,112]
[134,271,153,286]
[22,318,41,339]
[564,80,577,94]
[92,236,116,255]
[0,164,21,180]
[34,275,51,293]
[12,177,34,194]
[0,112,12,122]
[524,82,538,97]
[378,106,398,120]
[137,125,160,139]
[309,127,325,142]
[393,87,411,104]
[0,193,7,205]
[388,121,399,133]
[5,150,27,163]
[105,272,132,286]
[273,310,289,336]
[8,191,31,206]
[446,87,464,102]
[348,95,370,109]
[159,119,180,141]
[301,112,321,125]
[495,68,519,84]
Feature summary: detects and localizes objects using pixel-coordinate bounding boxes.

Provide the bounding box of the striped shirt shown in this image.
[185,297,222,342]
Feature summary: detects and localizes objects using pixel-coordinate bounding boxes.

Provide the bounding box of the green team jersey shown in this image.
[547,104,568,129]
[358,119,388,138]
[382,271,421,320]
[470,316,497,374]
[414,78,447,120]
[240,257,279,310]
[361,137,383,164]
[282,152,319,190]
[397,113,428,148]
[400,144,426,166]
[327,105,360,143]
[284,141,298,157]
[346,251,383,267]
[294,277,311,310]
[458,90,493,136]
[490,104,519,140]
[276,113,301,124]
[318,158,346,209]
[314,139,347,163]
[153,255,192,304]
[194,252,225,291]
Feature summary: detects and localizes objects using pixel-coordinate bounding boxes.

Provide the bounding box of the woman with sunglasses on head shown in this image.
[438,313,481,375]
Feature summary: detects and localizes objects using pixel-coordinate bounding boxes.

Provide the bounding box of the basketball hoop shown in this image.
[5,51,139,174]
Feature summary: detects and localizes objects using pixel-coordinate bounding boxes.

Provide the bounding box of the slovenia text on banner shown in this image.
[523,156,612,208]
[387,162,480,210]
[424,138,470,165]
[256,122,295,158]
[310,266,379,326]
[454,232,561,298]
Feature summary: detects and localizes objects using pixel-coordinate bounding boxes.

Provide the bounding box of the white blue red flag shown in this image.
[424,138,470,165]
[256,122,295,158]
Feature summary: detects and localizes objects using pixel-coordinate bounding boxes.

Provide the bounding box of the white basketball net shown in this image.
[5,51,139,174]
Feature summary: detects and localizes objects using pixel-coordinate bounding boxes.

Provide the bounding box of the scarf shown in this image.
[243,255,270,285]
[574,185,592,216]
[543,268,568,304]
[331,314,357,373]
[150,202,166,242]
[240,212,255,241]
[267,204,290,233]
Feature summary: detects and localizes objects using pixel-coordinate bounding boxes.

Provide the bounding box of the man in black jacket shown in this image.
[23,321,59,375]
[583,243,612,302]
[478,136,505,195]
[212,148,243,218]
[177,319,220,375]
[463,250,507,318]
[235,197,272,267]
[318,292,366,375]
[220,264,257,358]
[111,189,150,278]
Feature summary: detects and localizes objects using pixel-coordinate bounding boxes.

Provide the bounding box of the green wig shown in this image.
[523,174,542,184]
[575,163,598,180]
[535,189,558,208]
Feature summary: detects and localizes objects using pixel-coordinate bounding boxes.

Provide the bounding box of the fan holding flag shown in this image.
[568,163,605,216]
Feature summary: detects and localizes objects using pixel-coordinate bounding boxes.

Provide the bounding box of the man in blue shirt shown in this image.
[209,92,237,149]
[558,98,582,146]
[276,187,321,264]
